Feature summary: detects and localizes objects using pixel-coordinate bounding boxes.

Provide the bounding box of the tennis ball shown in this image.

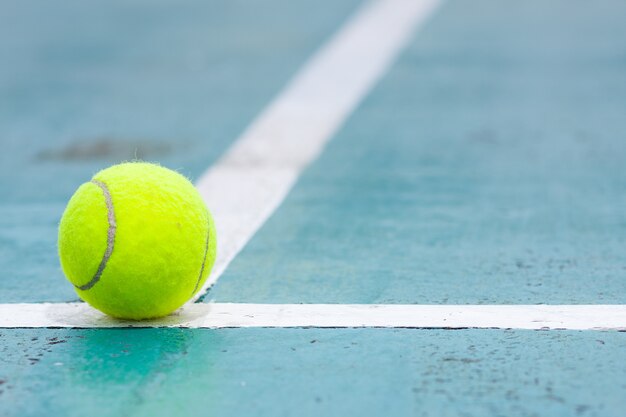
[58,162,216,320]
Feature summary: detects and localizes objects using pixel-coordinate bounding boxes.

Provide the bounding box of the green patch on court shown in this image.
[1,328,625,417]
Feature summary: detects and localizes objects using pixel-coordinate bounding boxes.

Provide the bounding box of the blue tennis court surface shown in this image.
[2,1,626,416]
[2,328,625,416]
[212,0,626,305]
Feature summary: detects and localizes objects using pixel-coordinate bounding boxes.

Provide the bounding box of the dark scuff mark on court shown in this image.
[442,357,481,364]
[35,138,174,161]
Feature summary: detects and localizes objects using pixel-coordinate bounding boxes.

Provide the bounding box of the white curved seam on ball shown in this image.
[76,180,116,291]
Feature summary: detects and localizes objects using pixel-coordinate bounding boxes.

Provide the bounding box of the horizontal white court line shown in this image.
[193,0,441,300]
[1,303,625,330]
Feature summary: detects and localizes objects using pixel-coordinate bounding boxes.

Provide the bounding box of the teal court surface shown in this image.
[1,0,626,416]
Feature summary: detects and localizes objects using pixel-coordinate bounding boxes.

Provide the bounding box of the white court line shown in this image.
[1,303,625,330]
[193,0,442,300]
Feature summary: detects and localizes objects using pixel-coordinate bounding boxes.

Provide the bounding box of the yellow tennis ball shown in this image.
[58,162,216,320]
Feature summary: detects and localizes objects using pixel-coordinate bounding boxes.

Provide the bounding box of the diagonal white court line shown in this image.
[193,0,442,301]
[1,303,625,330]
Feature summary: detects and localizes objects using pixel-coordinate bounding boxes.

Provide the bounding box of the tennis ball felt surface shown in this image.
[58,162,216,320]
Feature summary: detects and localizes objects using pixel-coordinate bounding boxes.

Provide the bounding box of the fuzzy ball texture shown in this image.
[58,162,216,320]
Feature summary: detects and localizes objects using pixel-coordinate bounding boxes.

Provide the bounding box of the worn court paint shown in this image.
[211,0,626,304]
[1,328,625,417]
[194,0,441,299]
[0,0,361,302]
[2,303,626,330]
